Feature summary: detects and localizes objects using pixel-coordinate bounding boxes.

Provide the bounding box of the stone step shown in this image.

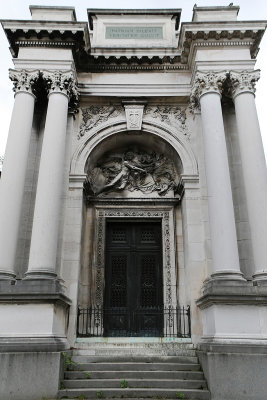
[63,378,207,389]
[73,342,194,356]
[71,355,198,363]
[58,387,210,399]
[68,362,201,372]
[74,341,193,348]
[73,348,196,356]
[65,370,204,380]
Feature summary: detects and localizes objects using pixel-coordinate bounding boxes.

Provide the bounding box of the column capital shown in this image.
[42,70,79,111]
[229,70,260,98]
[191,70,228,110]
[9,69,39,97]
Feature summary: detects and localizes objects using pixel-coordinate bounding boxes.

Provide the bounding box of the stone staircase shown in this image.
[58,341,210,400]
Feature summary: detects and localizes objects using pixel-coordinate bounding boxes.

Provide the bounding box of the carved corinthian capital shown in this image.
[42,70,79,110]
[229,70,260,98]
[190,70,228,110]
[9,69,39,96]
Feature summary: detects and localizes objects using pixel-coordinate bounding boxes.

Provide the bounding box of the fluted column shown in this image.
[192,71,244,281]
[26,70,78,279]
[230,70,267,283]
[0,69,39,279]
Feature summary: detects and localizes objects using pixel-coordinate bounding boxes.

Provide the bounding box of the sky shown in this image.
[0,0,267,159]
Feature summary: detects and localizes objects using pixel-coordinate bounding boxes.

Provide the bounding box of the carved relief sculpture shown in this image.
[86,149,179,197]
[124,104,145,130]
[78,105,124,139]
[78,104,188,139]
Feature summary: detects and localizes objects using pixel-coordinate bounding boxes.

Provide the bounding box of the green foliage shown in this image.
[176,392,185,399]
[97,390,103,398]
[120,379,128,388]
[60,380,65,390]
[62,352,78,371]
[85,372,91,379]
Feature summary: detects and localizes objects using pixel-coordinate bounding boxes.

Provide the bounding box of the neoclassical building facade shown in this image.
[0,5,267,400]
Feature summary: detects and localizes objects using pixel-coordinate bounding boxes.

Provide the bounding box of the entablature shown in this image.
[179,20,267,66]
[1,19,90,59]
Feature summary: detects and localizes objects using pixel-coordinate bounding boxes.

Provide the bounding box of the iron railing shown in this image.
[77,306,191,338]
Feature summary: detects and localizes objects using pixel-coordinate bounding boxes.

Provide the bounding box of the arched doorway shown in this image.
[71,126,198,339]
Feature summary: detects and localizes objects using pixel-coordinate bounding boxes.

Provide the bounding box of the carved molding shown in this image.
[42,70,79,110]
[190,70,228,110]
[229,70,260,98]
[9,69,39,96]
[86,149,179,197]
[94,209,174,308]
[78,104,189,139]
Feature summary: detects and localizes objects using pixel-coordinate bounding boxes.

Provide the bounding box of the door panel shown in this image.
[104,220,163,336]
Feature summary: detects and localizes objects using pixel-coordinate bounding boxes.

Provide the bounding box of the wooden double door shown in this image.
[104,220,163,336]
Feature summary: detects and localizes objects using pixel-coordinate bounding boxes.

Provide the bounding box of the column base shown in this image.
[252,271,267,285]
[205,270,246,285]
[24,270,58,280]
[0,269,16,281]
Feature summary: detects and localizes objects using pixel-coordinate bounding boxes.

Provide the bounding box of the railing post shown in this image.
[187,305,191,338]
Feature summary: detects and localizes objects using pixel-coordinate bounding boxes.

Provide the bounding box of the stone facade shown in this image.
[0,5,267,400]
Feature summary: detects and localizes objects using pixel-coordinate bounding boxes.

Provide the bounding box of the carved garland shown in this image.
[78,104,189,139]
[95,209,173,308]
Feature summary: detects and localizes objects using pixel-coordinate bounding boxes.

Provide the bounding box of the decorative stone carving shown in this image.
[9,69,40,95]
[42,70,79,110]
[124,104,144,130]
[78,105,124,139]
[190,70,228,110]
[86,150,179,197]
[143,105,188,136]
[229,70,260,98]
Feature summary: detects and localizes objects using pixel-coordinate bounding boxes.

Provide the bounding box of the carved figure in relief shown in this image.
[87,149,179,197]
[96,151,146,194]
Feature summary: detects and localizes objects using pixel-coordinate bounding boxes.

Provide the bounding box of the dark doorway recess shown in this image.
[104,220,163,336]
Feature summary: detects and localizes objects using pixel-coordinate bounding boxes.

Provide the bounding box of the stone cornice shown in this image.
[1,19,90,57]
[9,68,40,96]
[179,21,267,65]
[229,69,260,98]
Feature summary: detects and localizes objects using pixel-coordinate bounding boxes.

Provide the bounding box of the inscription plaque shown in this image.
[106,26,163,40]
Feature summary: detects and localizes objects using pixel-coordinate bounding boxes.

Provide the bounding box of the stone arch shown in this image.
[70,120,198,177]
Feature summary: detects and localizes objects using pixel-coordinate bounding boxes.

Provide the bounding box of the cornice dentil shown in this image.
[42,70,79,110]
[9,69,39,95]
[229,70,260,98]
[190,70,228,110]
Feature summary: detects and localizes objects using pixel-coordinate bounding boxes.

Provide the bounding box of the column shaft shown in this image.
[0,91,35,279]
[26,92,68,278]
[234,91,267,280]
[200,92,243,279]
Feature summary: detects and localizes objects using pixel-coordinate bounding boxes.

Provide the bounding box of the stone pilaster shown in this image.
[0,69,39,280]
[26,70,79,279]
[230,70,267,284]
[192,71,244,282]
